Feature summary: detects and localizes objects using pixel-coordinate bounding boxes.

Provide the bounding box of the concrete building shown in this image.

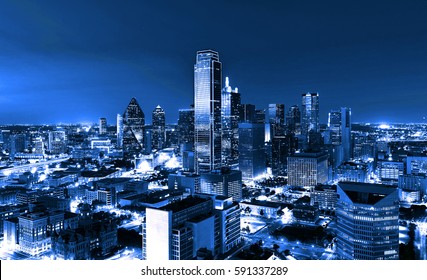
[287,151,329,187]
[198,168,242,201]
[336,182,399,260]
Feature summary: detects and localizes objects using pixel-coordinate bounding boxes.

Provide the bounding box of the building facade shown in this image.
[287,152,329,187]
[122,97,145,158]
[336,182,399,260]
[194,50,222,174]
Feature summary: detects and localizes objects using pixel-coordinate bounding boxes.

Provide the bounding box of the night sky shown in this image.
[1,0,427,125]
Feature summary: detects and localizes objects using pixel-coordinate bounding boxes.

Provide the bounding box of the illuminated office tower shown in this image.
[328,108,352,162]
[239,104,256,123]
[221,77,241,169]
[18,212,50,256]
[32,136,45,155]
[340,107,352,162]
[328,110,342,145]
[336,182,399,260]
[268,103,285,138]
[214,196,242,254]
[178,108,194,150]
[48,130,67,154]
[116,114,123,148]
[194,50,222,173]
[198,168,242,202]
[301,92,319,148]
[152,105,166,151]
[99,117,107,135]
[178,108,194,143]
[286,105,301,135]
[238,122,266,180]
[287,151,329,187]
[178,108,195,171]
[122,97,145,158]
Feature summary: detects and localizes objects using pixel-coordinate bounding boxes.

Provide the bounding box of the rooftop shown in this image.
[338,182,397,205]
[160,196,211,213]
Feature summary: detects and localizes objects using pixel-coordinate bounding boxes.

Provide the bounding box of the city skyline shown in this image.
[1,1,427,124]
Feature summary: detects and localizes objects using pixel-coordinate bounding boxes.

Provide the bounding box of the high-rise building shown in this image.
[177,108,195,152]
[352,132,376,161]
[48,130,67,155]
[152,105,166,151]
[122,97,145,158]
[341,107,351,162]
[238,122,266,180]
[32,136,45,155]
[326,107,351,164]
[213,196,242,255]
[194,50,222,173]
[267,104,285,139]
[287,151,329,187]
[143,196,215,260]
[10,133,27,157]
[221,77,241,169]
[239,104,256,123]
[99,117,107,135]
[271,134,298,176]
[286,105,301,135]
[301,92,319,148]
[116,114,123,148]
[336,182,399,260]
[198,168,242,202]
[328,110,342,145]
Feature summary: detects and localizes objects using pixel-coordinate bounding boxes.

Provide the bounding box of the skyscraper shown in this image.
[144,196,215,260]
[99,117,107,135]
[194,50,222,174]
[198,168,242,202]
[301,92,319,148]
[287,151,329,187]
[122,97,145,158]
[221,77,240,169]
[327,107,352,162]
[328,110,342,145]
[286,105,301,135]
[116,114,123,148]
[238,122,266,180]
[267,103,285,138]
[152,105,166,151]
[336,182,399,260]
[177,108,195,150]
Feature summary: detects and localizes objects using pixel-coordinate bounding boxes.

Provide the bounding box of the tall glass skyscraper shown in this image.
[267,103,285,138]
[301,92,320,147]
[286,105,301,135]
[152,105,166,151]
[122,97,145,158]
[116,113,123,148]
[194,50,222,174]
[221,77,240,169]
[327,107,351,162]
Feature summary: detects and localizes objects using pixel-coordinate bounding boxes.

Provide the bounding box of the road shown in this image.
[1,157,70,175]
[241,215,328,260]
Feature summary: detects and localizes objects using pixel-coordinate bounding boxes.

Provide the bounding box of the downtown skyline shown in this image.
[1,0,427,124]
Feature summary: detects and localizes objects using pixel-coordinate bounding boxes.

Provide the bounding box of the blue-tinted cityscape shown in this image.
[1,1,427,261]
